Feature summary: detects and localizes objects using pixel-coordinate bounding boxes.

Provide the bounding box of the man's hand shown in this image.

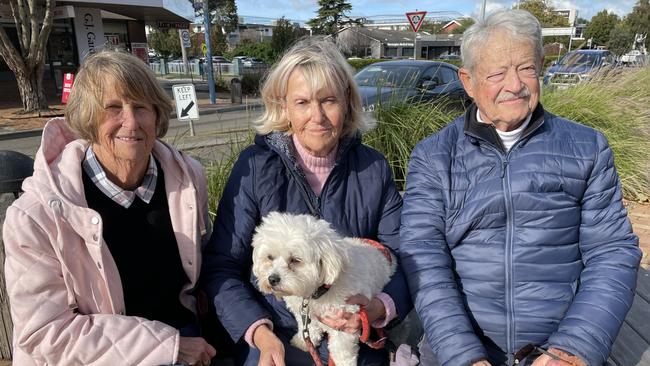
[530,348,586,366]
[253,324,285,366]
[316,294,386,334]
[178,336,216,366]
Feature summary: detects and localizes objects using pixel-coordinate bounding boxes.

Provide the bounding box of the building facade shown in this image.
[0,0,193,91]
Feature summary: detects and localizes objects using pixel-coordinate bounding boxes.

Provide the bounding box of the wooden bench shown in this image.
[609,266,650,365]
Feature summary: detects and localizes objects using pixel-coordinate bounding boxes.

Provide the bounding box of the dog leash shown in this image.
[359,238,391,350]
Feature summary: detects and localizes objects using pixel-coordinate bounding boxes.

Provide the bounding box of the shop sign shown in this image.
[61,73,75,104]
[131,43,149,64]
[73,7,105,62]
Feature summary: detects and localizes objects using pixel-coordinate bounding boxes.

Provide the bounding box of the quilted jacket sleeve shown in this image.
[400,137,488,366]
[547,132,641,366]
[376,156,413,322]
[3,206,180,366]
[201,148,271,342]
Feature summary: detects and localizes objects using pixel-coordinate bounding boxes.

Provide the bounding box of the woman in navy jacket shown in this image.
[201,37,412,366]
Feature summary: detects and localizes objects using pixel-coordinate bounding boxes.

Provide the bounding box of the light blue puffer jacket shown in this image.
[400,104,641,366]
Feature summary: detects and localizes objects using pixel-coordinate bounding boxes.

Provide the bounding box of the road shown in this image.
[0,107,263,164]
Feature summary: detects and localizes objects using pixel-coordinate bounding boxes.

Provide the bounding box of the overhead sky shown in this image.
[235,0,638,23]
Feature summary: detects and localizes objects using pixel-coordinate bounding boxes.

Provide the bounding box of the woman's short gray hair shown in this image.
[255,36,372,136]
[461,9,543,72]
[65,50,172,142]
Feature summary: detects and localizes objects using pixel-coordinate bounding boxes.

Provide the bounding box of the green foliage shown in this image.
[147,28,182,58]
[272,17,302,58]
[307,0,353,35]
[225,40,275,64]
[584,10,619,47]
[363,101,464,190]
[451,18,476,34]
[346,58,383,71]
[515,0,569,27]
[209,0,239,34]
[608,23,635,55]
[541,66,650,201]
[205,131,255,214]
[240,72,265,95]
[419,21,444,34]
[626,0,650,38]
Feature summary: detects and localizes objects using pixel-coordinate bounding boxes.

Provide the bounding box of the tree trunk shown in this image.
[13,63,49,114]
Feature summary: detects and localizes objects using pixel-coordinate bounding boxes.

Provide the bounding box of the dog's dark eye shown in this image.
[289,257,301,265]
[267,254,274,261]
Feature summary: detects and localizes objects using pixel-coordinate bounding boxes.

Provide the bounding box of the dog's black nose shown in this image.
[268,274,281,286]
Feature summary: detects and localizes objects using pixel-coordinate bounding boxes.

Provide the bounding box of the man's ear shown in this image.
[458,67,475,99]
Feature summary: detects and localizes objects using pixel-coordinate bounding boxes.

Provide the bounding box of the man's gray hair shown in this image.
[461,9,543,72]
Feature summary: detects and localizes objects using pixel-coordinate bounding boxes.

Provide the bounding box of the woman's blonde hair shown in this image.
[65,51,172,142]
[255,36,372,137]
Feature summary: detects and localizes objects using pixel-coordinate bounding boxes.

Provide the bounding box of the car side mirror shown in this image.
[421,77,441,89]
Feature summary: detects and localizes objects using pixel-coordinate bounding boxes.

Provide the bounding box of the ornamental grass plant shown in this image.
[541,65,650,201]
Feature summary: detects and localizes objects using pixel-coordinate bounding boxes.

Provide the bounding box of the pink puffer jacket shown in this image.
[3,118,211,365]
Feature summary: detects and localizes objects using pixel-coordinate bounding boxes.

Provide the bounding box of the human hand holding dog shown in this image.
[178,336,216,366]
[253,324,285,366]
[317,295,386,334]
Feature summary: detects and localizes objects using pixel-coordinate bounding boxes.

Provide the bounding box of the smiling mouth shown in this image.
[116,136,143,142]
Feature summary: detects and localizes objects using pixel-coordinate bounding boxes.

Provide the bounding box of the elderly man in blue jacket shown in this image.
[400,9,641,366]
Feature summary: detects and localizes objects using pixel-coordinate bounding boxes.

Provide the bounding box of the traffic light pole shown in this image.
[202,1,216,104]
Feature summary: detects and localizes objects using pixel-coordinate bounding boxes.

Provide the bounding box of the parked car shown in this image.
[620,50,647,66]
[243,57,266,67]
[543,49,616,88]
[439,54,461,61]
[354,60,468,111]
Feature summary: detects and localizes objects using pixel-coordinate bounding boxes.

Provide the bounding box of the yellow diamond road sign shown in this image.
[406,11,427,33]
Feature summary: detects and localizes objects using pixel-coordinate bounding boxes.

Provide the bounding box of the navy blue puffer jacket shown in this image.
[400,104,640,366]
[202,132,412,344]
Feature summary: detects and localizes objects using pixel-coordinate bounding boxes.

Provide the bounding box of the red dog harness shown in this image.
[301,238,393,366]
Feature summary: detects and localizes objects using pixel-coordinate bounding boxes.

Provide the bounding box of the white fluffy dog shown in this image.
[252,212,396,366]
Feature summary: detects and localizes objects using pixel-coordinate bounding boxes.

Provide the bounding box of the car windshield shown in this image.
[558,52,602,67]
[355,65,423,88]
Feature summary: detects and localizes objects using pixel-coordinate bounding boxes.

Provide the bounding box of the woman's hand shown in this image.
[178,336,216,366]
[253,325,285,366]
[471,360,492,366]
[316,294,386,334]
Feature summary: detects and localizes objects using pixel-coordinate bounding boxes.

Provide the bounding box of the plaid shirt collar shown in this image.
[82,146,157,208]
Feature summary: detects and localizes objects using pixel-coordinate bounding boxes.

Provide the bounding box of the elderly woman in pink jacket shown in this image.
[3,51,215,365]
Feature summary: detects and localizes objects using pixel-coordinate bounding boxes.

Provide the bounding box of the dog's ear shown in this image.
[308,217,346,285]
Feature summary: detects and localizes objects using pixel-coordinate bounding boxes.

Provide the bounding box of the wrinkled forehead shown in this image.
[474,30,539,71]
[289,65,346,99]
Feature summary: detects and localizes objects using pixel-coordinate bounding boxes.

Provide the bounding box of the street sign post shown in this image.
[179,29,191,48]
[406,11,427,33]
[406,11,427,60]
[172,84,199,136]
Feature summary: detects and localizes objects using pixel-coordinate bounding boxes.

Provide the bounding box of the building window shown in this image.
[385,47,398,57]
[401,47,414,57]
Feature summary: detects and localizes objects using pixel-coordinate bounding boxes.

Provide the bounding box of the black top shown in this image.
[83,158,193,329]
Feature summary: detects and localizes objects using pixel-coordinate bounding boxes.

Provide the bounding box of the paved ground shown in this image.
[627,201,650,268]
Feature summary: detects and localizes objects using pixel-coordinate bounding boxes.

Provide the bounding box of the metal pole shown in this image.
[481,0,487,20]
[203,1,216,104]
[414,34,417,60]
[189,119,196,136]
[179,30,189,80]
